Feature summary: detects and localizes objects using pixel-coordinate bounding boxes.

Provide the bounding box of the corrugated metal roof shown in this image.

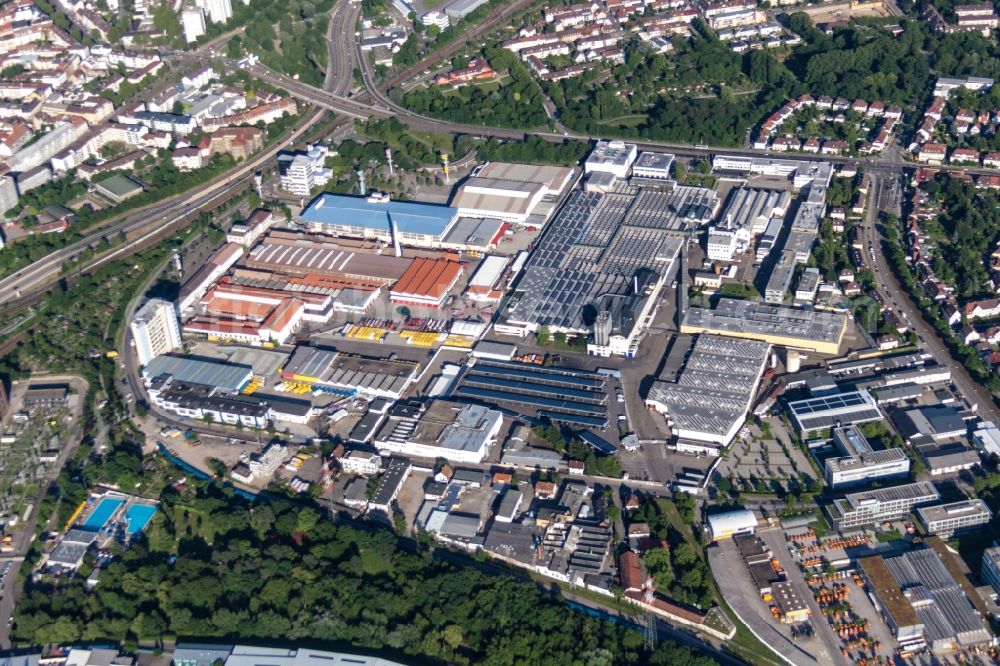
[300,193,457,237]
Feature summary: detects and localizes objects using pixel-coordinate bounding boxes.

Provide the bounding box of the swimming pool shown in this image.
[82,497,124,531]
[124,503,157,535]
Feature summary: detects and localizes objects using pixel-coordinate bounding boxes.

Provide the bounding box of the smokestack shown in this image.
[391,217,402,258]
[357,169,366,196]
[386,148,394,176]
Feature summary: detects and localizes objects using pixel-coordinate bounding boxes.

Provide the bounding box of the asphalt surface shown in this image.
[861,171,1000,426]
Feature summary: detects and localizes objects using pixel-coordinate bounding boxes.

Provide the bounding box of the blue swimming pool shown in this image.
[82,498,124,531]
[124,503,157,535]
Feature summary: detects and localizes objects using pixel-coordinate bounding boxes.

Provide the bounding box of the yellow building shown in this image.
[681,298,847,355]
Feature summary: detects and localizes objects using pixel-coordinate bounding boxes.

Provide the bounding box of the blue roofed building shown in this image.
[298,192,461,248]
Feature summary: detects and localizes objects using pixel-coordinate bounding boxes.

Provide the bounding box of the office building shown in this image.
[197,0,231,23]
[824,424,910,488]
[980,545,1000,595]
[857,545,992,654]
[278,145,332,196]
[130,298,182,367]
[917,500,992,538]
[631,152,674,181]
[828,481,940,531]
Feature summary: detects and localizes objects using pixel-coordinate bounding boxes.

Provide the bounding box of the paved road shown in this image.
[861,172,1000,426]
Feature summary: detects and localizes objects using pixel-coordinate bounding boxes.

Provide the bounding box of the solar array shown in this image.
[506,186,687,331]
[452,361,609,428]
[787,390,884,432]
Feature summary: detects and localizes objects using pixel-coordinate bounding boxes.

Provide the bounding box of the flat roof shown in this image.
[918,499,991,525]
[844,481,940,508]
[477,162,575,193]
[299,193,457,237]
[858,555,920,628]
[247,238,412,283]
[95,173,143,196]
[647,335,770,442]
[682,299,846,349]
[506,187,686,331]
[633,151,674,171]
[787,390,883,432]
[772,580,809,614]
[143,354,252,392]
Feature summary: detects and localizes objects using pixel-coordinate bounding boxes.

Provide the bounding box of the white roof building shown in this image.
[707,508,757,541]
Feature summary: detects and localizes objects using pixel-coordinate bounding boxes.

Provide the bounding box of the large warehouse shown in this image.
[451,178,547,225]
[645,335,770,451]
[857,545,992,654]
[388,257,464,309]
[141,354,253,392]
[681,299,848,354]
[298,193,460,248]
[245,235,413,287]
[281,346,418,400]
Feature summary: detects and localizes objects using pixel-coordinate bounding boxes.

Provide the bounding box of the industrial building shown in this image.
[893,405,968,444]
[827,481,940,531]
[176,242,243,314]
[786,390,884,435]
[130,298,182,367]
[630,152,675,181]
[584,140,637,178]
[368,457,412,514]
[451,178,547,225]
[707,508,758,541]
[452,360,609,430]
[281,346,417,400]
[500,185,689,355]
[916,499,992,538]
[681,299,847,354]
[771,581,811,624]
[372,400,503,463]
[824,424,910,488]
[465,255,509,303]
[148,379,270,428]
[645,335,770,450]
[298,192,461,249]
[763,182,827,304]
[388,257,464,309]
[141,353,252,392]
[857,545,992,654]
[475,161,575,196]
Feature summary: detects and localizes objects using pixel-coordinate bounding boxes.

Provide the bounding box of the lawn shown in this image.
[598,114,649,129]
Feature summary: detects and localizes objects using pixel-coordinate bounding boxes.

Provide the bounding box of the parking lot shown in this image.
[717,419,818,495]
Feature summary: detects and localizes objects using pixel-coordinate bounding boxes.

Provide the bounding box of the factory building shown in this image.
[981,546,1000,596]
[388,257,464,309]
[130,298,182,367]
[298,192,461,249]
[681,298,847,354]
[857,544,992,654]
[176,243,244,315]
[281,346,417,400]
[501,185,688,354]
[630,152,674,181]
[142,353,253,393]
[646,335,770,451]
[372,400,503,463]
[451,178,547,225]
[465,255,509,303]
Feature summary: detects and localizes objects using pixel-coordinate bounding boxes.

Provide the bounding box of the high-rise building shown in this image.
[130,298,183,367]
[181,6,206,43]
[197,0,232,24]
[0,378,9,424]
